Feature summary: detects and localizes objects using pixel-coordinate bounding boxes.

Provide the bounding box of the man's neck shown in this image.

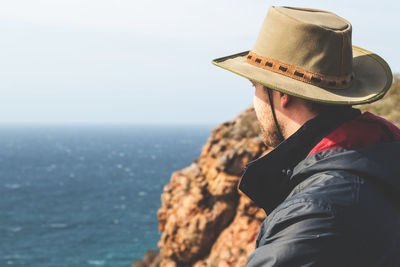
[280,109,319,139]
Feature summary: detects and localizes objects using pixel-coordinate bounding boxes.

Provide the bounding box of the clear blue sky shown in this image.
[0,0,399,125]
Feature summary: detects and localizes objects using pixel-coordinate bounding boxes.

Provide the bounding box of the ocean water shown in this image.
[0,125,212,266]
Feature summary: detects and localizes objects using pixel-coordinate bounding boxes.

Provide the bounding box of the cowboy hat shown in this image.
[212,6,392,105]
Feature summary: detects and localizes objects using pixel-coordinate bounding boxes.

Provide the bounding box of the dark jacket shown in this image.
[240,108,400,266]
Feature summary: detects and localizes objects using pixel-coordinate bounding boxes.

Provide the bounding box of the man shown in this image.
[212,6,400,266]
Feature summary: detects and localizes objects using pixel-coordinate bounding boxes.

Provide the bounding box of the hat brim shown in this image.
[212,46,392,105]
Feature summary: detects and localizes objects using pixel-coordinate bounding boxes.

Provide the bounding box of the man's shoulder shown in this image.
[252,165,400,266]
[289,167,362,206]
[257,164,384,245]
[271,168,362,225]
[255,171,352,251]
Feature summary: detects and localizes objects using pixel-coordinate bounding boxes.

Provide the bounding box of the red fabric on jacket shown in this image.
[308,112,400,156]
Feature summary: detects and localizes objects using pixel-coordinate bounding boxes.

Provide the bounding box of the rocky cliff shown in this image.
[133,107,269,267]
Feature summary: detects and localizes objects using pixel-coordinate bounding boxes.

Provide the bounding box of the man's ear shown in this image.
[280,92,291,108]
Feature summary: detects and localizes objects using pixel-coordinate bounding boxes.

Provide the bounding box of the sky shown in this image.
[0,0,399,125]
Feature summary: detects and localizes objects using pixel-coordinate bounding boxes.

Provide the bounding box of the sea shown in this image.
[0,125,213,267]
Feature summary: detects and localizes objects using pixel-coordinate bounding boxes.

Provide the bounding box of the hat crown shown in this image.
[212,6,392,105]
[278,7,348,30]
[252,6,353,77]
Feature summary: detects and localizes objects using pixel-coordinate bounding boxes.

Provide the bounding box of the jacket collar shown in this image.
[238,108,361,214]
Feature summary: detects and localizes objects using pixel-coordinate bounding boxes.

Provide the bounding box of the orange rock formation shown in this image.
[152,107,268,267]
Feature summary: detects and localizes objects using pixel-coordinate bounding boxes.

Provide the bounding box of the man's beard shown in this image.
[258,118,285,148]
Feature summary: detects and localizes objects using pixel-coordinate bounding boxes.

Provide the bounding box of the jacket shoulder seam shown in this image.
[270,197,334,223]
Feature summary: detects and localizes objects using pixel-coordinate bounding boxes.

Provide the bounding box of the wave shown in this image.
[5,183,21,189]
[87,260,105,265]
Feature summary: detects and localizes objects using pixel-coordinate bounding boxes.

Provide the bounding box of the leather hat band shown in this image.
[246,51,354,90]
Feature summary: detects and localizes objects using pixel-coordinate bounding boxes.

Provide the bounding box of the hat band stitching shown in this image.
[246,51,354,90]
